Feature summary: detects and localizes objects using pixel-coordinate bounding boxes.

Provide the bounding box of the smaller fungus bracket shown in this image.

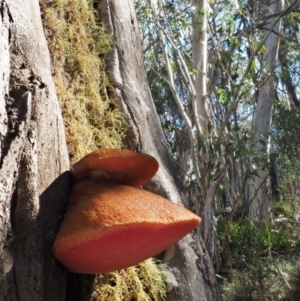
[71,148,159,187]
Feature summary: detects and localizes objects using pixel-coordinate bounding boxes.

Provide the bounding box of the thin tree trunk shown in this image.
[0,1,69,300]
[192,0,209,136]
[192,0,223,267]
[249,0,284,222]
[202,169,225,271]
[98,0,222,300]
[279,47,299,107]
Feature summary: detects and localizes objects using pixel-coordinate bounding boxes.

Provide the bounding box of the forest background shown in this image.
[135,0,300,300]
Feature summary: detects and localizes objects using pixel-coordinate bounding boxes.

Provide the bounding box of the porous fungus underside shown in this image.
[40,0,167,300]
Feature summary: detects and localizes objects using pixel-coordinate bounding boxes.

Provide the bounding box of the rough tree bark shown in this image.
[98,0,222,300]
[0,1,69,300]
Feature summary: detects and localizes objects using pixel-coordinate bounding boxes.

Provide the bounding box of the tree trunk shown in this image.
[248,0,284,222]
[202,169,225,271]
[0,1,69,300]
[98,0,222,300]
[192,0,209,136]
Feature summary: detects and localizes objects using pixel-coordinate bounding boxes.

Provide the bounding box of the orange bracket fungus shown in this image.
[53,148,201,274]
[71,148,159,187]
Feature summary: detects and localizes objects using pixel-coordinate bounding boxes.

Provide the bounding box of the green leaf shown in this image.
[218,89,231,105]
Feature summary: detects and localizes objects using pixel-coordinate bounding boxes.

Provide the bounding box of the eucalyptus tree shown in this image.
[248,0,285,222]
[135,0,227,264]
[272,1,300,205]
[135,0,300,260]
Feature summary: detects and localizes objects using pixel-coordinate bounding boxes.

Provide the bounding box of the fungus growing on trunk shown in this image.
[53,179,200,273]
[71,148,159,186]
[53,148,201,274]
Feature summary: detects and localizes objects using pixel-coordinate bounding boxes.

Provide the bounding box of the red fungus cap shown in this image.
[52,179,201,274]
[71,148,159,187]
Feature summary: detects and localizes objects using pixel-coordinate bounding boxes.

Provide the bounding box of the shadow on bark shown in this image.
[38,170,70,301]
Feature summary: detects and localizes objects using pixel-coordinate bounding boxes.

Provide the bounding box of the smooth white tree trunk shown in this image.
[249,0,284,222]
[192,0,209,136]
